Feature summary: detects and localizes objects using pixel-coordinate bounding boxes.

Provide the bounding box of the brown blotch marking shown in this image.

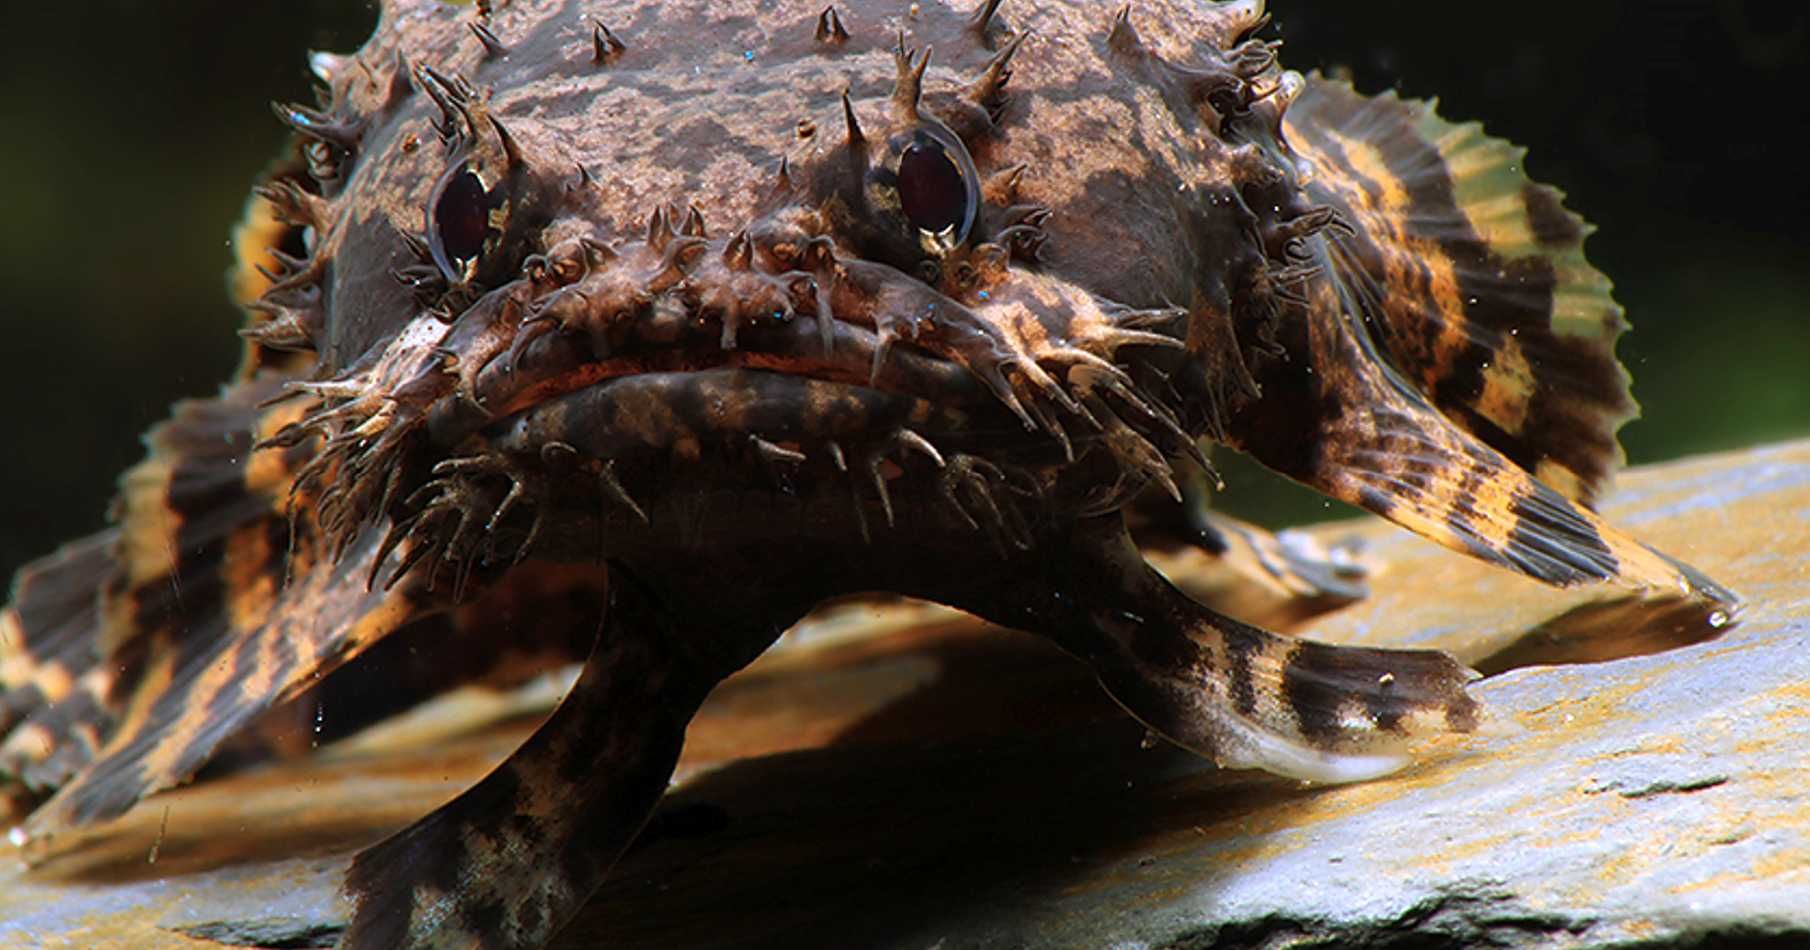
[346,796,473,948]
[1441,465,1502,564]
[43,632,173,826]
[343,580,707,947]
[6,682,115,792]
[1522,181,1585,249]
[1284,639,1474,742]
[1372,170,1507,452]
[1354,484,1395,520]
[614,384,691,449]
[1444,692,1480,733]
[1467,334,1536,436]
[1279,639,1348,743]
[1109,608,1206,679]
[135,615,242,792]
[1218,619,1264,717]
[1225,293,1352,485]
[1509,314,1632,500]
[460,896,507,941]
[1234,268,1679,597]
[693,375,754,434]
[1447,445,1522,551]
[0,682,48,743]
[49,536,422,830]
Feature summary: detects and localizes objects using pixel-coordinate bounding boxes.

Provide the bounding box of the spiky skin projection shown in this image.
[0,1,1737,947]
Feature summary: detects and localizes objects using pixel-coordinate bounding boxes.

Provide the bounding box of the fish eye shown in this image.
[893,127,979,253]
[428,162,506,283]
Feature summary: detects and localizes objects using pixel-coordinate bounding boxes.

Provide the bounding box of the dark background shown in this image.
[3,1,1807,583]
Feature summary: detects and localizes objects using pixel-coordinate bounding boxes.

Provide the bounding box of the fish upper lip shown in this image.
[449,310,994,448]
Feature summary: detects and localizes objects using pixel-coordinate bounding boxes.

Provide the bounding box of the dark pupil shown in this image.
[898,142,966,234]
[434,167,492,264]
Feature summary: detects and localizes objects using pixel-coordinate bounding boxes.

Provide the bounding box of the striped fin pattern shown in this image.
[1227,261,1733,606]
[0,532,120,802]
[3,377,440,838]
[1284,77,1635,506]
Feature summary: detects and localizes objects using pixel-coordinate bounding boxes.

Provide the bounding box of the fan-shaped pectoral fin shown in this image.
[1225,277,1734,608]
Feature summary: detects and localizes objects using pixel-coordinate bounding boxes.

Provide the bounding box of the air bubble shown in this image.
[1708,609,1730,628]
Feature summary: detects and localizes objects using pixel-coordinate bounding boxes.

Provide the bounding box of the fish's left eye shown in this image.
[893,128,979,253]
[427,161,509,284]
[900,142,967,235]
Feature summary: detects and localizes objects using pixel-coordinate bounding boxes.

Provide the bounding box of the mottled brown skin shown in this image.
[0,1,1738,947]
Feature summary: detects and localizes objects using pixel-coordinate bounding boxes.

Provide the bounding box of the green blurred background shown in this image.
[2,1,1806,582]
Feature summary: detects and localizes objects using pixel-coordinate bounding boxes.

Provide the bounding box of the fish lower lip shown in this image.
[486,366,972,466]
[450,313,989,449]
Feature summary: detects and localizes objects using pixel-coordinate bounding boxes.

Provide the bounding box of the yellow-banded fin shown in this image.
[1227,266,1734,608]
[2,375,423,839]
[216,563,604,767]
[25,537,436,837]
[1283,77,1634,506]
[1,532,119,804]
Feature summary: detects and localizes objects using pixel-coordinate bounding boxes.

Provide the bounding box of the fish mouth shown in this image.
[454,307,994,450]
[456,307,1011,496]
[286,299,1044,592]
[274,222,1189,585]
[422,239,1093,470]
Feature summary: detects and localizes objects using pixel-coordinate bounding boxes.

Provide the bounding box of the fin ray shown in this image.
[1284,77,1634,506]
[7,376,427,836]
[1227,265,1732,607]
[1,532,120,803]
